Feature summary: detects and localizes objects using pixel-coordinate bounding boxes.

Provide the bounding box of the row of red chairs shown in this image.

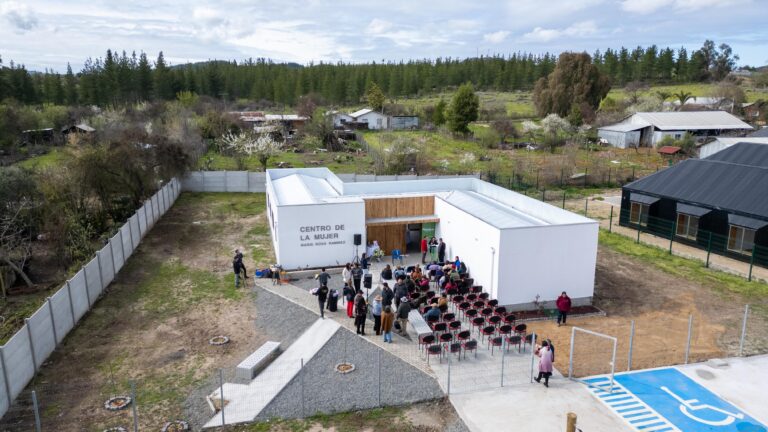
[425,339,479,363]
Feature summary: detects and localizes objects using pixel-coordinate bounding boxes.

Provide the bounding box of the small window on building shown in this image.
[727,225,756,255]
[629,202,649,226]
[676,214,699,240]
[674,134,682,140]
[377,118,383,127]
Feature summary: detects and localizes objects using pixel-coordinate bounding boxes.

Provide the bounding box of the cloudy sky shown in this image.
[1,0,766,72]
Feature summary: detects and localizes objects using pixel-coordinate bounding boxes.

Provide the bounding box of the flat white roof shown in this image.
[267,168,594,229]
[632,111,753,131]
[349,108,374,118]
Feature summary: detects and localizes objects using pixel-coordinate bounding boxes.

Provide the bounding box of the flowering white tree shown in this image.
[540,114,572,153]
[221,131,282,171]
[521,120,541,145]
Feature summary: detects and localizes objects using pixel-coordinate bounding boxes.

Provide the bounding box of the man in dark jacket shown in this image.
[437,238,446,263]
[314,284,329,318]
[393,277,408,307]
[381,283,394,308]
[351,263,363,291]
[556,291,572,326]
[233,252,246,288]
[395,297,411,336]
[317,267,331,287]
[354,290,367,335]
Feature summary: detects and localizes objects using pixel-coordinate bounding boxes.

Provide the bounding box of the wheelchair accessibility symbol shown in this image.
[661,386,744,426]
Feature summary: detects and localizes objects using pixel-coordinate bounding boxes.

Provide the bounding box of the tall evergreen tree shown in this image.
[64,63,78,105]
[154,51,173,100]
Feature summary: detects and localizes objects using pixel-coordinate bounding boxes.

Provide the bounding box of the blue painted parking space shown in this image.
[584,368,767,432]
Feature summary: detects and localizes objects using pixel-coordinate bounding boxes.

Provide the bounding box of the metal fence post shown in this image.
[25,318,38,372]
[127,217,135,253]
[706,232,713,268]
[219,368,225,425]
[66,280,76,326]
[627,320,635,371]
[501,339,506,387]
[224,170,228,192]
[32,390,41,432]
[584,199,588,216]
[562,192,566,209]
[119,226,128,262]
[748,247,755,282]
[109,237,118,277]
[636,224,641,244]
[609,207,614,232]
[131,380,139,432]
[568,328,575,379]
[541,189,546,202]
[83,264,92,308]
[685,314,693,364]
[529,333,537,382]
[377,348,381,406]
[447,346,451,395]
[631,166,635,181]
[300,358,305,417]
[47,297,58,345]
[0,347,13,406]
[584,168,588,187]
[535,169,539,190]
[739,304,750,356]
[669,221,676,254]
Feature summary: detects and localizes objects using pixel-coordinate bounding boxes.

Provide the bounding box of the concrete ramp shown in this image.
[204,318,340,428]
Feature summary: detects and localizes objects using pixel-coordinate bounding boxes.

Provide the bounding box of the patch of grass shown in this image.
[177,192,266,219]
[226,405,414,432]
[15,148,67,170]
[197,149,374,174]
[0,293,51,343]
[599,230,768,300]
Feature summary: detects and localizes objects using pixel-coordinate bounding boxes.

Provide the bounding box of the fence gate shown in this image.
[568,327,618,393]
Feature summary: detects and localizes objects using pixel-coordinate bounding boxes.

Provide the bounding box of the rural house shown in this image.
[620,142,768,266]
[598,111,753,149]
[698,137,768,159]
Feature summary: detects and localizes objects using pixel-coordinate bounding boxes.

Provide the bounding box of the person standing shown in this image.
[343,282,355,318]
[393,277,408,308]
[556,291,572,326]
[381,283,394,309]
[395,297,411,337]
[429,236,438,261]
[234,250,248,279]
[371,295,383,335]
[317,267,331,288]
[354,290,367,335]
[352,263,363,292]
[534,340,554,387]
[381,306,395,343]
[437,238,446,263]
[233,254,245,288]
[360,253,369,272]
[342,263,353,287]
[420,236,429,264]
[314,284,329,319]
[326,287,339,312]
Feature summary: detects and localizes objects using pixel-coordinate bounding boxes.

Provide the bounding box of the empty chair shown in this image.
[487,299,498,308]
[503,314,516,325]
[426,344,442,364]
[462,339,478,359]
[481,325,497,344]
[471,285,483,293]
[432,322,447,334]
[466,293,478,302]
[488,315,502,327]
[392,249,404,265]
[439,332,454,345]
[523,333,535,352]
[479,292,490,300]
[471,316,485,335]
[456,329,471,343]
[481,307,493,319]
[418,334,435,352]
[458,302,472,318]
[506,335,522,353]
[494,306,507,316]
[498,324,513,338]
[514,323,527,337]
[452,295,465,305]
[449,320,462,333]
[489,336,504,355]
[473,300,485,310]
[448,342,462,360]
[442,312,456,322]
[464,309,478,323]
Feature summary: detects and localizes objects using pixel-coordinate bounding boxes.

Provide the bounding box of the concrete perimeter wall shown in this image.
[256,327,444,421]
[181,171,480,193]
[0,178,181,418]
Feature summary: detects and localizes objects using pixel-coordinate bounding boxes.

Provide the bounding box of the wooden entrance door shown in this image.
[366,225,406,256]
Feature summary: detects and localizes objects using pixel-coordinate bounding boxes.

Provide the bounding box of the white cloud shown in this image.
[366,18,393,35]
[621,0,749,14]
[523,21,597,42]
[0,1,38,32]
[483,30,510,43]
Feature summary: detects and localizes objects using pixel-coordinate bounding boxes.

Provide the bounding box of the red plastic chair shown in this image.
[498,324,513,338]
[479,292,490,300]
[442,312,456,322]
[448,320,462,333]
[466,293,478,302]
[471,285,483,293]
[503,314,516,326]
[473,300,485,310]
[462,339,478,359]
[448,342,462,360]
[418,334,435,352]
[439,332,453,345]
[486,298,498,307]
[481,307,493,319]
[456,329,471,343]
[481,325,496,344]
[488,315,502,328]
[452,295,465,306]
[489,336,504,355]
[514,323,527,338]
[471,316,485,335]
[494,306,507,316]
[464,309,478,323]
[426,344,443,364]
[506,335,522,353]
[458,302,472,319]
[431,322,448,334]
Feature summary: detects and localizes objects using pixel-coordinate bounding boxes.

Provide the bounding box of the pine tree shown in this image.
[137,52,153,101]
[154,51,173,100]
[64,63,78,105]
[447,82,479,134]
[365,82,385,112]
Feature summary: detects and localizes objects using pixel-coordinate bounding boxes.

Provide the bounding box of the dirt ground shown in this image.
[526,246,768,377]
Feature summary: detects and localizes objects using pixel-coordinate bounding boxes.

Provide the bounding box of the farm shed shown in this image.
[266,168,598,309]
[600,111,753,148]
[620,142,768,266]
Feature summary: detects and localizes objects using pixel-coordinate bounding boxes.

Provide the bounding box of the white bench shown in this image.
[236,341,281,380]
[408,310,433,338]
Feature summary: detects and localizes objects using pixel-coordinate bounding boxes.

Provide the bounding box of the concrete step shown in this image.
[204,318,340,428]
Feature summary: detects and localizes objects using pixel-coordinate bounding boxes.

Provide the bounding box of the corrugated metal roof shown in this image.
[440,190,547,229]
[598,123,648,132]
[349,108,374,118]
[657,146,681,155]
[750,128,768,138]
[705,142,768,167]
[632,111,753,131]
[625,144,768,218]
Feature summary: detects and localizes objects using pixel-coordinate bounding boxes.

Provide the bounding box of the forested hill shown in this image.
[0,40,743,107]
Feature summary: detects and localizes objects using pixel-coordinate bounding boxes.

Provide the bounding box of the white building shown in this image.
[266,168,598,310]
[598,111,753,149]
[349,108,389,130]
[699,137,768,159]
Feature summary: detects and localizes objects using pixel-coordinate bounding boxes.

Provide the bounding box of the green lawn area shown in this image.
[598,230,768,300]
[15,148,67,170]
[198,149,374,173]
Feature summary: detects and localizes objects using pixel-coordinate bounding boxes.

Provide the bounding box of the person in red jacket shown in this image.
[556,291,572,326]
[420,236,428,264]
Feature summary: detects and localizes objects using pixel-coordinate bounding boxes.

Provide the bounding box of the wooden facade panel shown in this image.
[366,224,406,255]
[364,196,434,219]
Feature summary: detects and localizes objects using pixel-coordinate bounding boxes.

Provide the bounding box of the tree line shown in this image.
[0,40,742,108]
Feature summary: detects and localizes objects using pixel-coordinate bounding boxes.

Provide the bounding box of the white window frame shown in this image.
[629,202,649,227]
[727,225,756,255]
[676,213,699,240]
